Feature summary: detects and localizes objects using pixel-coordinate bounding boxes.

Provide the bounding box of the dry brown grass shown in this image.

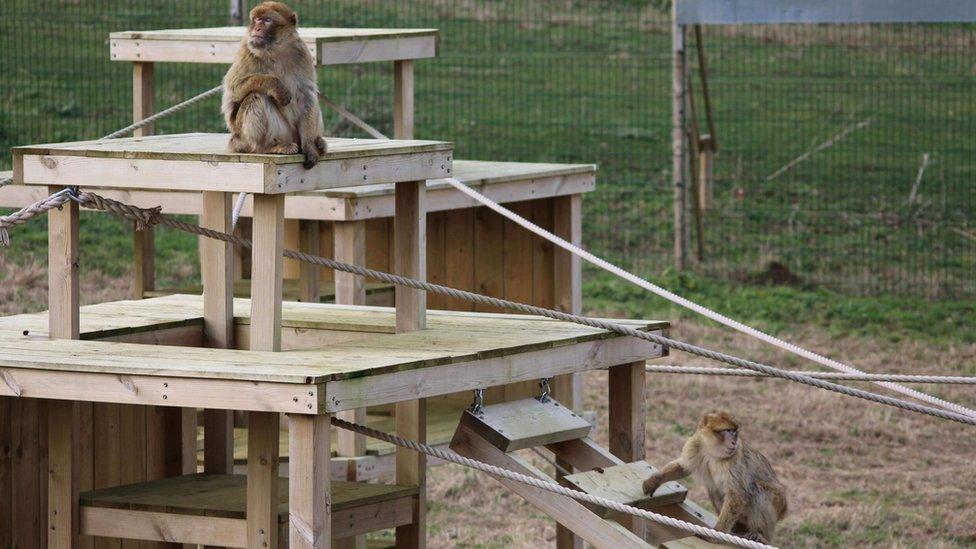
[1,259,972,547]
[424,317,976,548]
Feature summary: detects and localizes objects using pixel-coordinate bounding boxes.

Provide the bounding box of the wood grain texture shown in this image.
[288,414,331,549]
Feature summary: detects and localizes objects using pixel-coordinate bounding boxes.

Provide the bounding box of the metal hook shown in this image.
[470,388,485,413]
[538,377,551,402]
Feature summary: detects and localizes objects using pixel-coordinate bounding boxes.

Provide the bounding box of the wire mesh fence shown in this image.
[1,1,973,298]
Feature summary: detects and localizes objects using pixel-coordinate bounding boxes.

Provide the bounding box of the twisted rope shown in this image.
[0,189,73,246]
[50,192,976,428]
[100,85,224,140]
[645,365,976,385]
[331,417,774,549]
[441,177,976,419]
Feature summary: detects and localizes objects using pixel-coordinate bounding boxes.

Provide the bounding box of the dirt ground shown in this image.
[2,257,974,547]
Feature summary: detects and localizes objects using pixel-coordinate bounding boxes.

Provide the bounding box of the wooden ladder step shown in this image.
[463,397,592,452]
[562,461,687,518]
[662,536,733,548]
[79,473,417,547]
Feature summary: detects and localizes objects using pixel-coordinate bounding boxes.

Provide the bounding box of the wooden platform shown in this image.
[0,160,595,222]
[79,473,417,545]
[0,295,667,412]
[110,27,438,65]
[11,133,453,193]
[145,280,394,304]
[562,461,687,518]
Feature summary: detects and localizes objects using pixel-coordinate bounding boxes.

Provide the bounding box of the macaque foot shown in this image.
[642,475,663,495]
[267,142,300,154]
[315,135,327,154]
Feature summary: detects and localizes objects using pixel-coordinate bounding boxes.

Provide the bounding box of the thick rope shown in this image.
[0,189,73,246]
[440,177,976,420]
[100,85,224,140]
[646,365,976,385]
[32,191,973,428]
[331,417,774,549]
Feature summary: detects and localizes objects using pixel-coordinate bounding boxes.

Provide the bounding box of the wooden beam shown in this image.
[394,181,426,332]
[609,361,647,537]
[450,423,649,548]
[393,60,414,140]
[333,221,366,307]
[248,193,284,549]
[299,220,322,303]
[288,414,331,549]
[672,15,689,272]
[202,191,235,476]
[48,401,77,549]
[132,224,155,300]
[131,61,157,300]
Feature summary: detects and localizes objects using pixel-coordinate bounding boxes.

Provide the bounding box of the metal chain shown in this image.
[645,365,976,385]
[13,190,967,428]
[331,417,775,549]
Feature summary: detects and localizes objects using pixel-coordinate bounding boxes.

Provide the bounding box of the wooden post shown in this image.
[47,186,80,549]
[698,146,714,211]
[609,361,647,538]
[131,61,156,298]
[672,14,689,271]
[552,194,583,549]
[288,414,332,549]
[299,220,322,303]
[202,191,235,476]
[333,220,367,549]
[394,180,426,549]
[248,194,285,549]
[393,60,414,140]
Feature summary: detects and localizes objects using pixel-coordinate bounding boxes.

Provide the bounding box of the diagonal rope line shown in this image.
[645,365,976,384]
[4,189,973,428]
[101,85,224,140]
[331,417,774,549]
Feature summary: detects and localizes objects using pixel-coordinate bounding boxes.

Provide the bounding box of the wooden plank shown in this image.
[318,222,335,283]
[250,194,285,352]
[461,399,591,452]
[473,207,504,314]
[609,361,647,536]
[675,0,976,24]
[119,405,147,549]
[48,186,79,340]
[299,220,322,303]
[93,403,122,549]
[393,60,414,140]
[202,191,235,477]
[288,414,331,549]
[662,536,730,548]
[247,412,280,549]
[450,423,649,548]
[394,398,425,549]
[12,399,40,549]
[394,181,426,332]
[132,225,155,300]
[82,507,247,547]
[0,398,9,548]
[562,461,686,518]
[425,211,447,311]
[283,219,302,280]
[501,200,536,401]
[48,400,77,548]
[334,221,366,306]
[443,208,475,312]
[672,14,689,271]
[132,62,155,138]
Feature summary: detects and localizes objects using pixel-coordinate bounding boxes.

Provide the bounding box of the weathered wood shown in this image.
[450,423,649,548]
[334,221,367,306]
[299,220,322,303]
[13,135,453,194]
[609,361,647,536]
[132,225,155,300]
[662,536,731,548]
[250,194,285,352]
[561,461,686,518]
[461,399,591,452]
[393,60,414,140]
[672,13,689,272]
[48,400,77,548]
[247,412,280,549]
[288,414,331,549]
[395,180,426,332]
[110,27,437,65]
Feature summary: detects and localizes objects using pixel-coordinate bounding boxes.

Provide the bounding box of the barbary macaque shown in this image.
[222,1,327,168]
[642,411,787,544]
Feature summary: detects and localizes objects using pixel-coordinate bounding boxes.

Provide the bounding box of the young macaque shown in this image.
[222,1,327,168]
[642,411,787,544]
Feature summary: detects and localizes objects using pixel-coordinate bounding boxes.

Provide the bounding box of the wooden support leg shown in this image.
[131,61,156,298]
[393,60,414,140]
[288,414,332,549]
[202,191,235,476]
[248,194,285,549]
[132,224,155,299]
[609,362,647,538]
[333,220,368,549]
[394,179,426,548]
[299,220,322,303]
[46,187,82,548]
[553,193,583,549]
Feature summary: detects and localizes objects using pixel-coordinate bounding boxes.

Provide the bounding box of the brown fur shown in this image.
[222,2,327,168]
[642,411,788,544]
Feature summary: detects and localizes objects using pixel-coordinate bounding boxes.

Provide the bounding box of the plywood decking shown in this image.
[12,134,453,194]
[0,295,665,385]
[110,27,438,65]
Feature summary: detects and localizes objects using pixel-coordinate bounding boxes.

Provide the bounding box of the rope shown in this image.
[331,417,774,549]
[0,176,11,188]
[0,189,74,246]
[645,365,976,385]
[100,85,224,140]
[231,191,249,230]
[440,177,976,420]
[2,189,965,428]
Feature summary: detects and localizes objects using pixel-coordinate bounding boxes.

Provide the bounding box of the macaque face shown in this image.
[248,11,279,49]
[701,411,740,459]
